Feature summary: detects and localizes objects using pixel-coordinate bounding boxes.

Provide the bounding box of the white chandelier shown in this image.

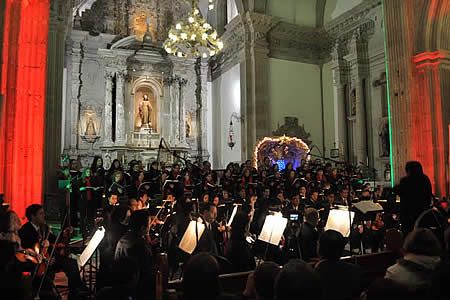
[163,0,223,59]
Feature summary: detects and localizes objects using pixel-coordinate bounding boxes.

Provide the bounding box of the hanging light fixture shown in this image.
[164,0,223,59]
[228,119,236,150]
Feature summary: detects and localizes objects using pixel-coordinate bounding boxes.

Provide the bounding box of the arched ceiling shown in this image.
[324,0,363,24]
[265,0,363,28]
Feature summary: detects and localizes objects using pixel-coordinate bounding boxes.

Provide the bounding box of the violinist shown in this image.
[18,204,85,297]
[115,209,156,300]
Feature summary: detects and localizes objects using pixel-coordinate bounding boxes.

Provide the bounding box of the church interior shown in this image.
[1,0,450,300]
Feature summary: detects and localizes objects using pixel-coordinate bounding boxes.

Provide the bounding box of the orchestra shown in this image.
[0,156,448,300]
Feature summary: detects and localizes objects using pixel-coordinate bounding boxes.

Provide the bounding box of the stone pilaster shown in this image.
[115,70,126,146]
[196,59,209,160]
[44,0,70,196]
[345,29,370,165]
[240,12,280,160]
[103,70,114,146]
[331,41,349,161]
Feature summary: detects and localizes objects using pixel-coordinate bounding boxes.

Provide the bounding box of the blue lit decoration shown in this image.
[254,136,310,170]
[276,160,286,171]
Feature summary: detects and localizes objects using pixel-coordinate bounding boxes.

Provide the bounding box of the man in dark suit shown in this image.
[298,208,319,261]
[398,161,433,235]
[18,204,84,298]
[196,203,219,255]
[115,209,155,300]
[315,230,364,300]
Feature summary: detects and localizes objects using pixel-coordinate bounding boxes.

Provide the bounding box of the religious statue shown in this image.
[135,94,153,130]
[380,122,390,157]
[85,117,96,136]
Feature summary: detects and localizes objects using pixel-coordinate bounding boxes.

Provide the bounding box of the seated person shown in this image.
[18,204,84,298]
[96,257,139,300]
[182,253,233,300]
[240,261,281,300]
[385,228,442,294]
[275,259,322,300]
[315,230,364,300]
[363,278,416,300]
[298,208,319,262]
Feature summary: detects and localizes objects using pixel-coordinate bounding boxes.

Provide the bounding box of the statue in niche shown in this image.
[379,121,390,157]
[135,94,153,130]
[185,112,194,138]
[85,117,97,136]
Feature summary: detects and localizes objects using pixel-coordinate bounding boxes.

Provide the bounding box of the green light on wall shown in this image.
[382,0,395,188]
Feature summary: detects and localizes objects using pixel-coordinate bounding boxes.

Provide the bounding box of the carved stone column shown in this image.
[103,71,114,146]
[346,30,370,165]
[240,13,280,159]
[195,59,209,160]
[115,71,126,146]
[331,41,349,160]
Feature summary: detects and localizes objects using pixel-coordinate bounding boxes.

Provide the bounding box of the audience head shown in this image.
[403,228,442,257]
[364,278,412,300]
[275,259,322,300]
[109,257,139,288]
[183,253,220,300]
[25,204,45,225]
[254,262,280,300]
[318,230,346,260]
[128,209,150,235]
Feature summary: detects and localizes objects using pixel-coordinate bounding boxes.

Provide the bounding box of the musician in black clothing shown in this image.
[226,211,256,272]
[195,203,221,255]
[18,204,84,298]
[114,209,155,300]
[398,161,433,235]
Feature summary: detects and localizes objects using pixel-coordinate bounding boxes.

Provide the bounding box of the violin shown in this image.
[33,226,73,277]
[15,248,41,265]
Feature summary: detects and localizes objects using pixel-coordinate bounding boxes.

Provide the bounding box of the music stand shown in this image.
[178,219,206,254]
[78,226,105,298]
[258,213,288,260]
[324,208,355,238]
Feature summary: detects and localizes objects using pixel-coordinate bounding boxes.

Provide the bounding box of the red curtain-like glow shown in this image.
[0,0,50,220]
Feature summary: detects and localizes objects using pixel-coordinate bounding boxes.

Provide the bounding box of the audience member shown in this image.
[182,252,233,300]
[315,230,364,300]
[385,228,441,294]
[96,257,140,300]
[363,278,414,300]
[275,259,321,300]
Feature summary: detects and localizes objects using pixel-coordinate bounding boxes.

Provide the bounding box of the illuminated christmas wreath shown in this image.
[253,135,310,170]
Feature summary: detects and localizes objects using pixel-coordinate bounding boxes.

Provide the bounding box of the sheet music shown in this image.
[78,227,105,267]
[179,220,205,254]
[325,209,355,237]
[227,205,239,227]
[258,215,287,246]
